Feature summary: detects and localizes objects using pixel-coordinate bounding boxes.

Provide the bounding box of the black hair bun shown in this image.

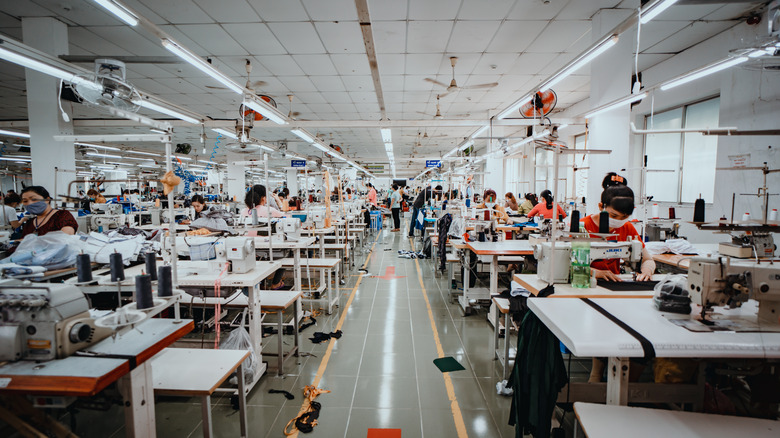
[602,172,628,189]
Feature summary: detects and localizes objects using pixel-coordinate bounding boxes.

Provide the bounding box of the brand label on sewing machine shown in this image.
[0,378,10,388]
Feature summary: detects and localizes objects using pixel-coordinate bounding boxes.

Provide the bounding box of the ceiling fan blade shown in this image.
[436,90,452,99]
[250,80,267,88]
[424,78,449,88]
[205,85,228,90]
[461,82,499,90]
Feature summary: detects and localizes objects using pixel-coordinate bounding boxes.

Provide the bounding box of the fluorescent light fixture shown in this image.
[126,150,160,157]
[384,142,393,152]
[460,139,475,151]
[212,128,238,140]
[133,99,200,124]
[471,125,488,138]
[380,128,392,143]
[161,38,243,94]
[291,129,315,144]
[90,165,114,170]
[0,157,30,162]
[747,49,771,58]
[508,129,550,150]
[107,161,133,166]
[659,57,748,91]
[242,97,288,125]
[0,46,99,90]
[639,0,679,24]
[496,93,532,120]
[249,143,274,152]
[125,156,154,161]
[86,152,122,159]
[92,0,139,26]
[171,155,192,161]
[311,142,330,153]
[0,129,30,139]
[540,36,618,92]
[584,92,647,118]
[137,164,158,168]
[75,142,120,151]
[149,128,167,134]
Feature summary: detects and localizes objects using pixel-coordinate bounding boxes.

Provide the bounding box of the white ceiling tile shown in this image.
[507,0,567,20]
[191,0,260,23]
[381,75,405,92]
[314,22,366,54]
[704,3,762,21]
[348,91,377,103]
[279,76,318,92]
[527,20,591,53]
[645,21,735,54]
[342,75,375,91]
[507,52,558,75]
[539,52,579,75]
[2,1,56,18]
[266,22,324,55]
[67,27,134,56]
[125,64,179,80]
[551,75,590,93]
[556,0,623,20]
[376,54,406,75]
[637,21,689,52]
[355,103,380,113]
[176,24,250,56]
[438,53,480,76]
[305,102,334,112]
[292,54,339,75]
[402,91,433,102]
[301,0,358,21]
[404,54,444,75]
[87,26,168,57]
[320,91,353,103]
[462,74,501,88]
[372,21,407,54]
[637,53,674,72]
[488,20,549,53]
[652,4,720,21]
[131,78,180,95]
[134,0,213,23]
[408,0,460,20]
[446,21,502,53]
[457,0,516,20]
[367,0,407,20]
[330,103,356,112]
[407,21,453,53]
[404,75,436,92]
[472,53,520,75]
[246,0,308,21]
[310,76,346,92]
[223,23,287,55]
[295,91,328,104]
[256,55,305,76]
[330,54,371,75]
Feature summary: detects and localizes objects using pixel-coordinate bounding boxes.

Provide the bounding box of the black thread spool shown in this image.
[693,198,705,223]
[598,211,610,234]
[145,252,158,281]
[569,210,581,233]
[109,252,125,282]
[135,274,154,310]
[157,265,173,297]
[76,253,93,283]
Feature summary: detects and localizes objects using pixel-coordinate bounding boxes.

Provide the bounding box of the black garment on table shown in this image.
[508,312,568,438]
[596,279,659,291]
[496,289,529,325]
[437,213,452,271]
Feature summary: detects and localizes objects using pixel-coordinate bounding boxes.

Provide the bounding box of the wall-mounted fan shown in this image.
[71,59,140,112]
[519,90,557,118]
[240,95,278,122]
[424,57,498,98]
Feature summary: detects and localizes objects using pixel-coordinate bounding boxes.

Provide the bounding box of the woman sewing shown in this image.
[477,189,510,223]
[526,190,566,220]
[19,186,78,237]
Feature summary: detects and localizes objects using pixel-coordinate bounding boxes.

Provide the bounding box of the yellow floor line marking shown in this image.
[288,237,379,438]
[410,237,468,438]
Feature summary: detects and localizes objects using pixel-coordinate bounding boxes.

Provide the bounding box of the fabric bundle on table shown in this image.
[645,238,698,255]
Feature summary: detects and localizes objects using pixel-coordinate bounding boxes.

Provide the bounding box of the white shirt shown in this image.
[0,205,17,226]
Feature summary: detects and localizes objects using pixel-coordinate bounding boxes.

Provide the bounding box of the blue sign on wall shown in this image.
[426,160,442,168]
[291,160,306,168]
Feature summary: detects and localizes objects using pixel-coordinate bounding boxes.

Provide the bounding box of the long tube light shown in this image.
[75,142,120,151]
[161,38,244,94]
[471,125,488,138]
[0,157,31,162]
[540,36,618,92]
[380,128,392,144]
[639,0,679,24]
[133,98,200,124]
[0,45,98,91]
[496,93,533,120]
[659,56,748,91]
[0,129,30,139]
[212,128,238,140]
[242,97,288,125]
[86,152,122,159]
[584,92,647,118]
[92,0,139,26]
[291,129,315,144]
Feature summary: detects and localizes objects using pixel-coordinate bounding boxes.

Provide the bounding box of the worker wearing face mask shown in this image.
[19,186,78,237]
[526,190,566,220]
[583,173,655,282]
[477,189,510,223]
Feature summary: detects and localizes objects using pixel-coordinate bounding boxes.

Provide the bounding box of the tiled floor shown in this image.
[55,227,527,437]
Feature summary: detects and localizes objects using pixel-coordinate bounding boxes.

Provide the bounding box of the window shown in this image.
[534,147,552,194]
[644,97,719,203]
[504,158,522,196]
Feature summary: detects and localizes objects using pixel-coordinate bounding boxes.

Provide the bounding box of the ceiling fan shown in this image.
[206,59,267,92]
[416,95,471,119]
[424,57,498,98]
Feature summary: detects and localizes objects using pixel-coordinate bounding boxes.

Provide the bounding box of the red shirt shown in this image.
[527,203,566,219]
[583,215,642,274]
[22,210,78,237]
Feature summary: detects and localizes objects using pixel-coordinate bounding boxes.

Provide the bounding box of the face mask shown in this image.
[25,201,48,215]
[608,217,629,229]
[486,202,496,208]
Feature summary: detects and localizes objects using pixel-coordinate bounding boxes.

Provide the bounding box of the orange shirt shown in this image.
[583,215,643,274]
[527,202,566,219]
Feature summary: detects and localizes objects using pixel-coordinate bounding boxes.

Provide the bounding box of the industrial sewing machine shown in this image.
[719,232,776,259]
[687,257,780,325]
[276,217,302,241]
[535,240,644,284]
[89,203,126,231]
[645,218,681,242]
[0,283,112,361]
[310,209,327,228]
[224,237,256,274]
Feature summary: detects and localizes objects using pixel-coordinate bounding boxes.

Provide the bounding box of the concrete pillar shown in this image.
[587,8,637,213]
[22,17,76,201]
[226,151,246,202]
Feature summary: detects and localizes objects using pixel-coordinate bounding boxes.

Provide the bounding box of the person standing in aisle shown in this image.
[389,183,402,231]
[408,186,431,237]
[366,182,378,207]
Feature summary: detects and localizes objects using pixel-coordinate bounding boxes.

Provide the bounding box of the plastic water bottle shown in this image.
[570,241,591,288]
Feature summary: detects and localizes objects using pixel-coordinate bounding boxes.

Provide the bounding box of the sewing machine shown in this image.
[645,219,680,241]
[718,232,775,259]
[276,217,302,241]
[687,257,780,324]
[310,209,326,228]
[224,237,256,274]
[0,283,112,361]
[90,214,125,231]
[535,240,644,284]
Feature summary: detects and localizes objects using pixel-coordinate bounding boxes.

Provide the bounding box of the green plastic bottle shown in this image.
[571,241,591,288]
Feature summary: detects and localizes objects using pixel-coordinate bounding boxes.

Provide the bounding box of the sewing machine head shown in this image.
[719,232,776,259]
[0,283,112,361]
[276,217,302,240]
[687,257,780,324]
[311,209,326,229]
[224,237,256,274]
[535,240,643,284]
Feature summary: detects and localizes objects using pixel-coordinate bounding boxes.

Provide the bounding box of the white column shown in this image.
[22,17,76,200]
[484,139,505,194]
[226,151,245,202]
[587,9,636,213]
[286,144,299,195]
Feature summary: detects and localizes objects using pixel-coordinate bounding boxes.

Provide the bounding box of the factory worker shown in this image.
[19,186,78,237]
